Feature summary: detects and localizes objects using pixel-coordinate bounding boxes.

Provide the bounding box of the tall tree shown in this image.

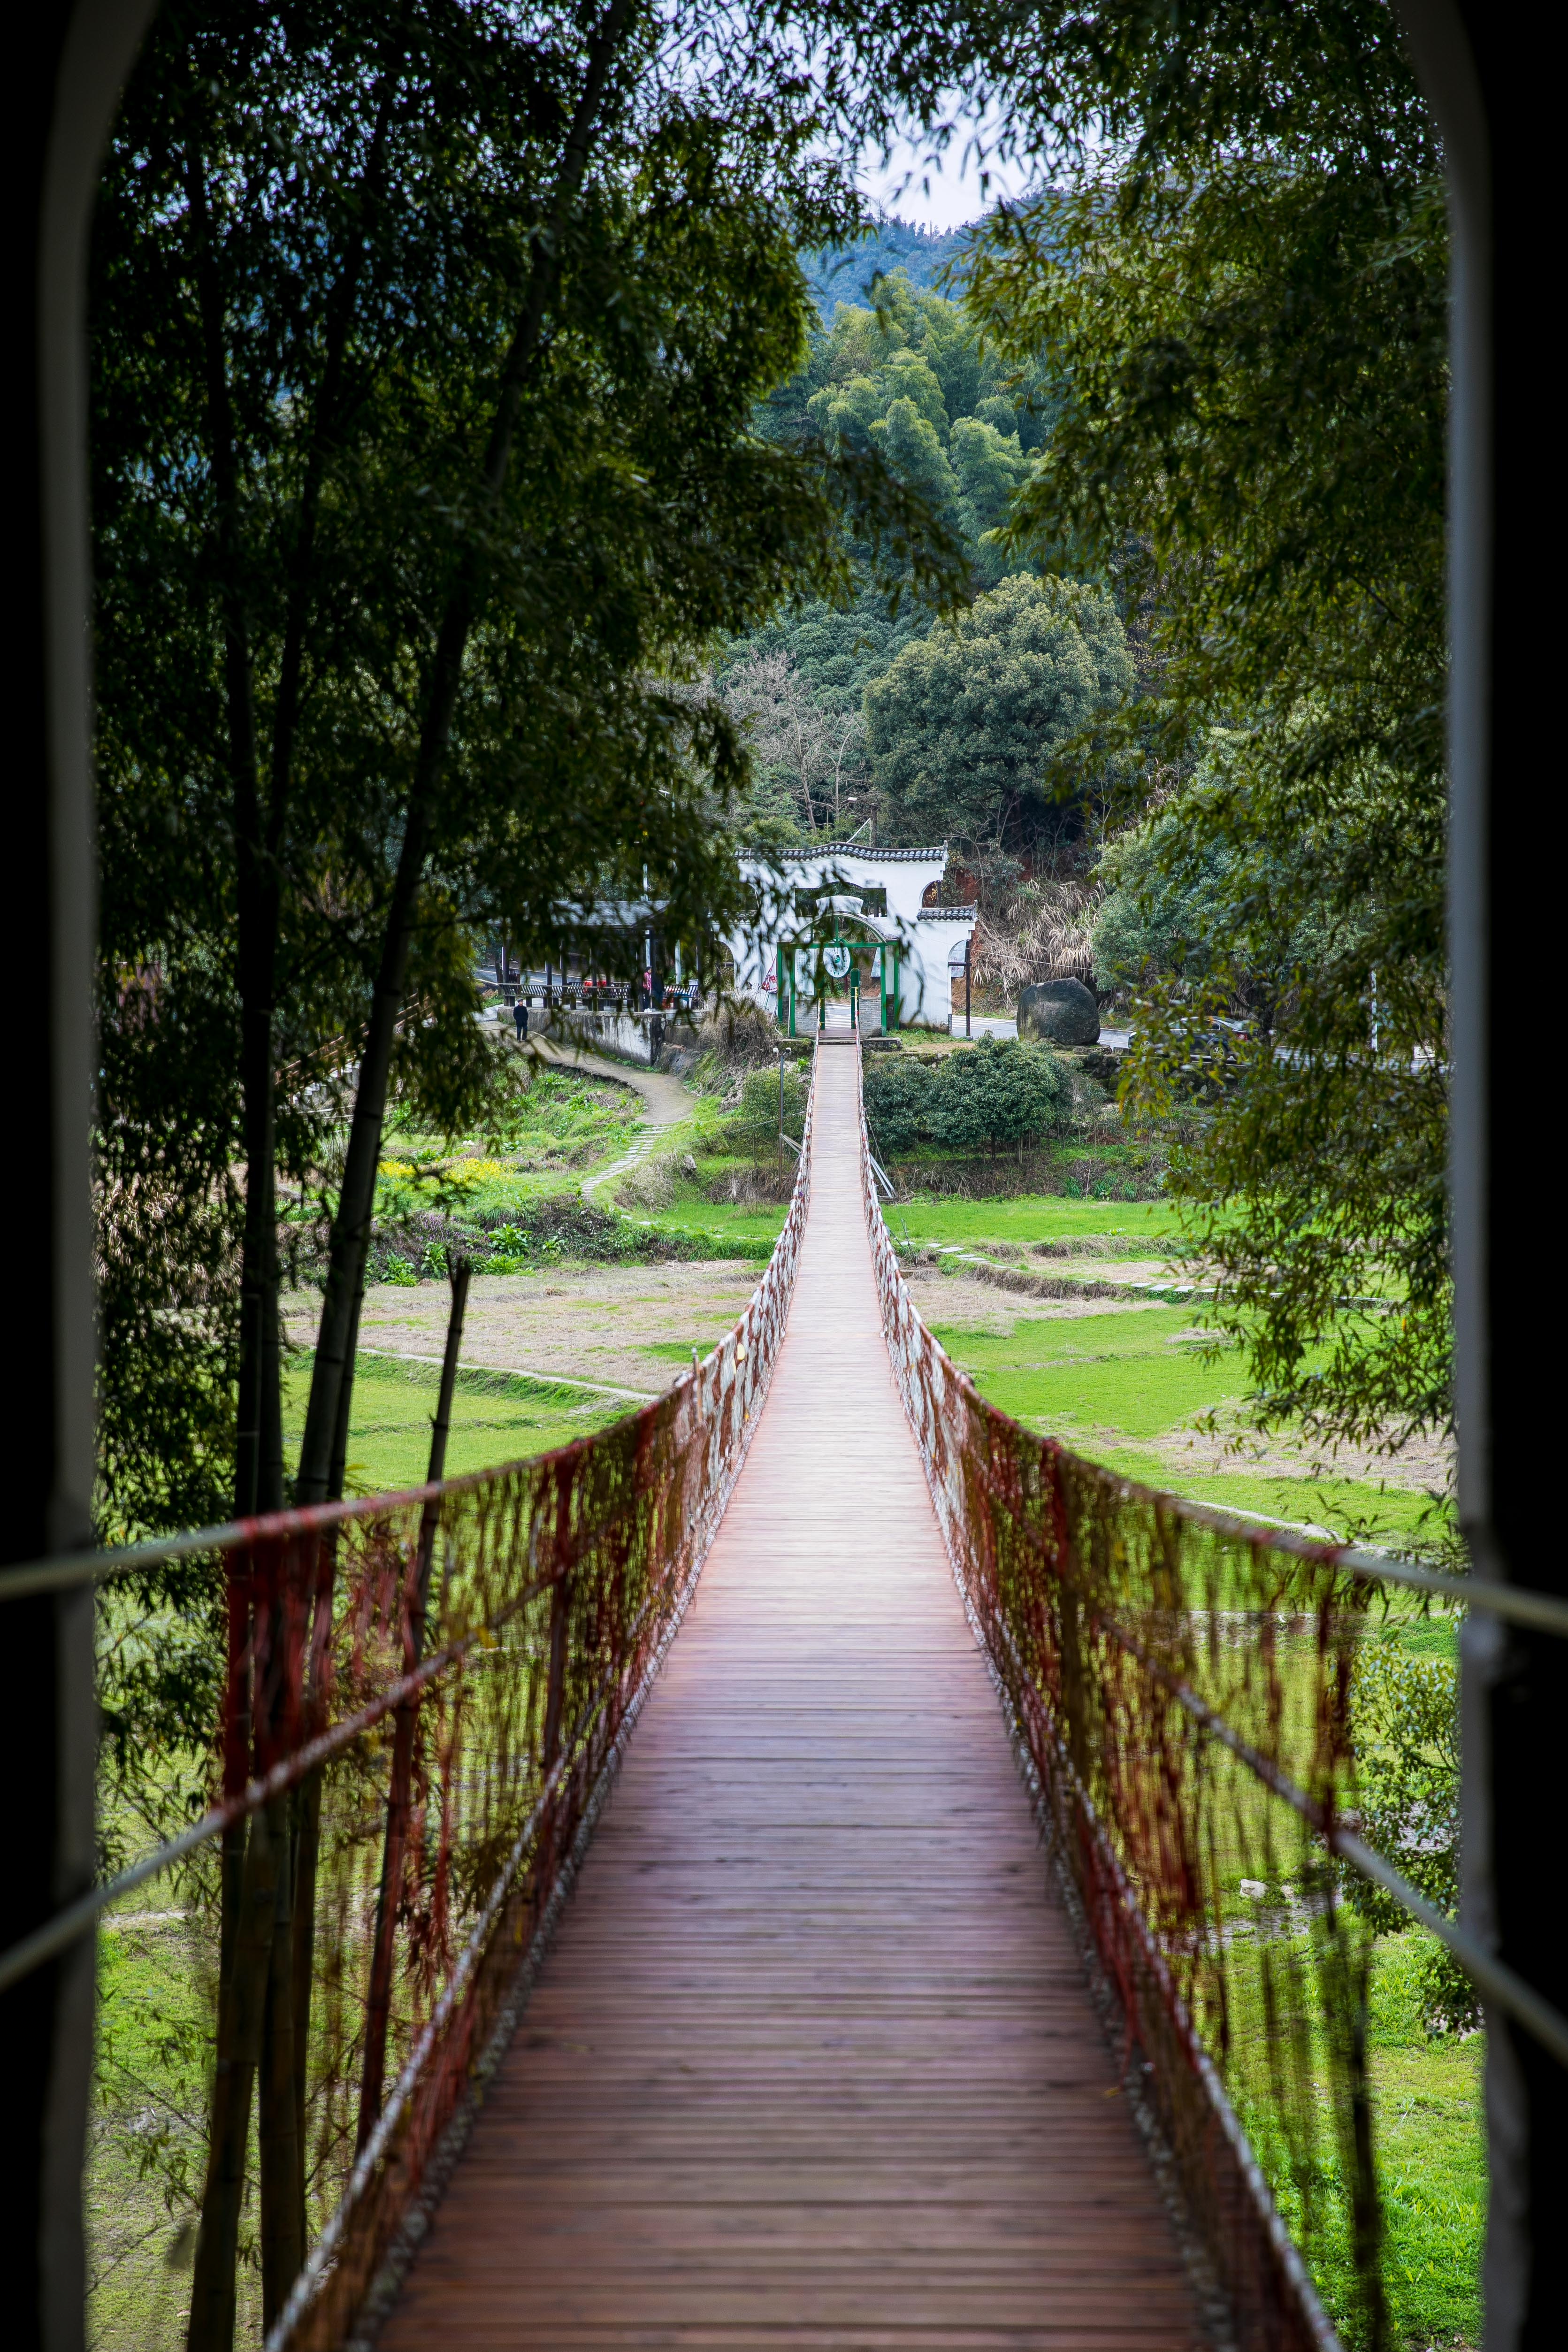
[93,3,952,2329]
[938,2,1452,1473]
[94,0,860,1540]
[865,571,1131,862]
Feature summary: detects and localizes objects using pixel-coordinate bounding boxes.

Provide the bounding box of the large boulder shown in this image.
[1017,976,1100,1048]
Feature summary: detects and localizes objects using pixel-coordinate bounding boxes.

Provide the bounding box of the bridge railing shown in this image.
[0,1055,813,2352]
[857,1046,1567,2352]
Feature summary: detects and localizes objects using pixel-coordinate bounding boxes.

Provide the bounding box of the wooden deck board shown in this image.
[380,1043,1201,2349]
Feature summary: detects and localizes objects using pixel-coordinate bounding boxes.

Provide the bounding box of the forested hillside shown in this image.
[723,247,1123,878]
[797,216,971,314]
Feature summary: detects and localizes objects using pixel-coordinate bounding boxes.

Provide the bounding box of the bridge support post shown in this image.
[5,9,154,2351]
[1398,6,1566,2342]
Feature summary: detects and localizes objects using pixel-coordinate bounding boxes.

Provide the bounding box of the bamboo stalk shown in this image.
[258,1798,302,2327]
[283,1277,364,2249]
[186,1792,285,2352]
[356,1256,470,2150]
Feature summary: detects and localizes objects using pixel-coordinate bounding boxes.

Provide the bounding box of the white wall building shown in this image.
[727,845,977,1034]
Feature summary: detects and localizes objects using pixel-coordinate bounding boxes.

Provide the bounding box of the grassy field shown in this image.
[626,1169,1182,1264]
[1225,1930,1483,2351]
[1367,1938,1485,2348]
[925,1297,1441,1553]
[91,1895,232,2352]
[282,1349,632,1494]
[884,1193,1184,1249]
[628,1193,787,1258]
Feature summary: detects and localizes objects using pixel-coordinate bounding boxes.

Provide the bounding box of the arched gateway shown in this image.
[727,844,976,1034]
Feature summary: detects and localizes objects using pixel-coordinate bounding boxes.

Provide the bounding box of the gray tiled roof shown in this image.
[778,844,948,863]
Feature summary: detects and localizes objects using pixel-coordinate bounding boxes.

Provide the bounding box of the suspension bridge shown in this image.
[4,1036,1566,2352]
[378,1037,1198,2348]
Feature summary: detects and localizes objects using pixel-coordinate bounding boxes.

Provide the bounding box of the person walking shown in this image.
[513,995,529,1042]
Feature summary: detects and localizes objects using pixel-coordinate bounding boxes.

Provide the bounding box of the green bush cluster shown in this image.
[1351,1642,1477,2035]
[863,1037,1071,1161]
[719,1064,809,1158]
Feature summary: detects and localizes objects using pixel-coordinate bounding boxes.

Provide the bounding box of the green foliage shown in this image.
[92,0,878,1535]
[720,1065,809,1157]
[948,417,1034,582]
[1101,767,1448,1451]
[880,1037,1072,1160]
[96,1572,227,1877]
[95,963,242,1545]
[875,395,958,520]
[89,0,913,1875]
[1091,739,1447,1454]
[865,1039,1071,1159]
[729,265,1068,843]
[1352,1643,1477,2036]
[954,3,1449,1460]
[1093,733,1343,1004]
[865,574,1131,859]
[862,1054,936,1157]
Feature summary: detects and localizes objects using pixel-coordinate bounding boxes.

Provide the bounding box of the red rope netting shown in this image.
[859,1066,1388,2352]
[97,1069,813,2352]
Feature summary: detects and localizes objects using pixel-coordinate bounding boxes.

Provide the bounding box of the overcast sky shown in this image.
[857,102,1035,231]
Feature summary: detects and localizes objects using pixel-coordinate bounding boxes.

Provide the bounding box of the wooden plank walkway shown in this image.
[381,1042,1202,2349]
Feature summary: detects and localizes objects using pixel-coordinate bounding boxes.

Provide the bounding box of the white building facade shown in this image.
[727,845,977,1034]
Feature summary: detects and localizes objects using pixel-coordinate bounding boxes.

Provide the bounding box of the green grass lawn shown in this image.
[935,1305,1229,1440]
[634,1170,1178,1265]
[1227,1931,1483,2351]
[92,1898,231,2352]
[282,1350,632,1494]
[930,1304,1442,1556]
[882,1194,1184,1250]
[632,1194,787,1258]
[1369,1936,1485,2349]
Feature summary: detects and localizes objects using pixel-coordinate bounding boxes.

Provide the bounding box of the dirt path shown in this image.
[525,1034,692,1198]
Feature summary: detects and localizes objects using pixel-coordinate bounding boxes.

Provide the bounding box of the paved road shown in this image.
[948,1015,1132,1048]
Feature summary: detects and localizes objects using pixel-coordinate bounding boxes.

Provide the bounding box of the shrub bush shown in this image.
[720,1064,808,1159]
[929,1037,1071,1159]
[697,1000,783,1068]
[1351,1642,1478,2035]
[863,1054,938,1157]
